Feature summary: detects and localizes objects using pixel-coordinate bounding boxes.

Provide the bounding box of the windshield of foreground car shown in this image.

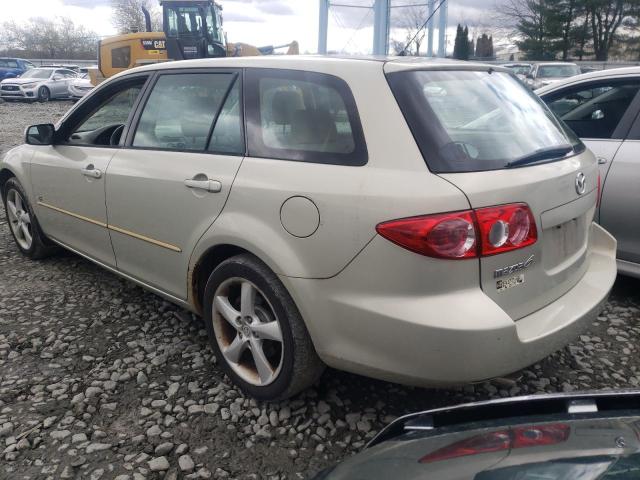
[21,68,52,79]
[387,69,583,173]
[538,65,580,78]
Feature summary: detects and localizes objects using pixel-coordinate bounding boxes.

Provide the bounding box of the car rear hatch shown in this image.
[440,157,598,320]
[385,62,599,320]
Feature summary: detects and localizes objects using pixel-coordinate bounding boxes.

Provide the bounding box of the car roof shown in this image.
[125,55,502,74]
[535,62,579,66]
[536,65,640,95]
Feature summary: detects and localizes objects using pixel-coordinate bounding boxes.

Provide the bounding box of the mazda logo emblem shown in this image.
[575,172,586,195]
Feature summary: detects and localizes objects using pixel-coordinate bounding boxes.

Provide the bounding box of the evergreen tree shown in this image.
[453,24,465,59]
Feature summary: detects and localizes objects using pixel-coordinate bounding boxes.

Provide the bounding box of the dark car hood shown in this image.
[318,392,640,480]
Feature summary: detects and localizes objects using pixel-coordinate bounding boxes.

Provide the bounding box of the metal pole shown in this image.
[426,0,435,57]
[318,0,329,54]
[437,0,447,57]
[373,0,390,56]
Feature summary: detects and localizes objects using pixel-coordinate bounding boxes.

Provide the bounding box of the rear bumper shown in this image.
[283,223,617,387]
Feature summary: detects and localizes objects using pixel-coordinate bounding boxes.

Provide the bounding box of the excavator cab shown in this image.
[161,0,226,59]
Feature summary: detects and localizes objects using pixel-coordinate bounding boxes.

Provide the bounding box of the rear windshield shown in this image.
[538,64,580,78]
[387,69,583,173]
[22,69,52,79]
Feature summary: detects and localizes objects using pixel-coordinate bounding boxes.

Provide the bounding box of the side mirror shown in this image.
[53,74,63,81]
[25,124,55,145]
[591,109,605,120]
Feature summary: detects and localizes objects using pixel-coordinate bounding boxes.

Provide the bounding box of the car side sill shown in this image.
[618,258,640,279]
[48,236,194,312]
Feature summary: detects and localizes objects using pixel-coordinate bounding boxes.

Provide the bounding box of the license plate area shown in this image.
[542,215,587,271]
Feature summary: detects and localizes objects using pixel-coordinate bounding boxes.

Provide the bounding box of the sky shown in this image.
[2,0,507,55]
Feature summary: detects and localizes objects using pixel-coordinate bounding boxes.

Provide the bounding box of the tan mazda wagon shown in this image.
[0,57,617,400]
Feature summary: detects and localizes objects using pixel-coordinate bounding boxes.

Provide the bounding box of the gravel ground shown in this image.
[1,100,640,479]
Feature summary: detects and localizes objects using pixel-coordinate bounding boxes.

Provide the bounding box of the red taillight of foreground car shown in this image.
[419,423,570,464]
[376,203,537,260]
[596,171,602,208]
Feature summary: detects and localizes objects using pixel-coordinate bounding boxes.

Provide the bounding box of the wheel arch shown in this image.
[189,243,253,315]
[0,168,16,197]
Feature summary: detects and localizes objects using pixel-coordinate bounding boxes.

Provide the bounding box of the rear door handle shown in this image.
[597,157,608,165]
[184,178,222,193]
[80,165,102,179]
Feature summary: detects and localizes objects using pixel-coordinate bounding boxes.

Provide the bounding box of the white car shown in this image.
[538,66,640,278]
[0,67,77,102]
[0,57,617,400]
[525,62,581,90]
[68,73,95,100]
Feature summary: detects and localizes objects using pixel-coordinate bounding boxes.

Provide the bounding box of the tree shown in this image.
[395,4,428,55]
[0,17,99,59]
[111,0,161,34]
[585,0,639,60]
[453,24,471,60]
[502,0,563,60]
[475,33,495,58]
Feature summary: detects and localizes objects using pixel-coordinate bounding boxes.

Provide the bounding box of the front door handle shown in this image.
[597,157,608,165]
[80,164,102,179]
[184,178,222,193]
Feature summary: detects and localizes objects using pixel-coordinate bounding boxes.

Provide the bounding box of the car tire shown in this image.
[2,177,55,259]
[37,86,50,103]
[203,254,325,400]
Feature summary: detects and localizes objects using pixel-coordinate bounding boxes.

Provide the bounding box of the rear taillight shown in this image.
[596,171,602,208]
[376,203,537,260]
[375,212,477,259]
[419,423,569,464]
[475,203,537,256]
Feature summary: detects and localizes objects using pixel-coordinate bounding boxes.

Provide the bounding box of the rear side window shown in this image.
[112,46,131,68]
[388,69,583,173]
[133,72,240,152]
[543,80,640,139]
[0,59,18,68]
[245,68,367,166]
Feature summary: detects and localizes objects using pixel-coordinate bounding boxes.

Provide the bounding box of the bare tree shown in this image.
[0,17,99,59]
[111,0,161,34]
[393,4,428,55]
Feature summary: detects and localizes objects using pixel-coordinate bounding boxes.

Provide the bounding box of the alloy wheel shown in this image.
[212,278,284,386]
[6,189,33,250]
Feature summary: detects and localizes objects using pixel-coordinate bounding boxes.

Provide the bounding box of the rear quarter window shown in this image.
[245,68,367,166]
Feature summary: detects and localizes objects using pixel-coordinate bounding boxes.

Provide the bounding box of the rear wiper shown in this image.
[506,145,573,168]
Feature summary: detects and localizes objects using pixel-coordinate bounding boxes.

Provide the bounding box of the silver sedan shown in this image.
[538,67,640,278]
[0,67,77,102]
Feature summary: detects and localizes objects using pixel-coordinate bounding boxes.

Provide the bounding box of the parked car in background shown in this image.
[0,67,77,102]
[68,73,95,100]
[538,66,640,278]
[314,391,640,480]
[0,57,616,400]
[503,62,532,81]
[581,65,599,74]
[0,57,36,81]
[525,62,581,90]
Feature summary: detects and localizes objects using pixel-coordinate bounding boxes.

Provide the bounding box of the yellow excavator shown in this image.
[91,0,298,84]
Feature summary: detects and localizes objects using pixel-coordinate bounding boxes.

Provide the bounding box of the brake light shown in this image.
[512,423,570,448]
[376,203,537,260]
[475,203,537,256]
[419,423,569,464]
[596,171,602,208]
[375,211,477,259]
[419,430,510,464]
